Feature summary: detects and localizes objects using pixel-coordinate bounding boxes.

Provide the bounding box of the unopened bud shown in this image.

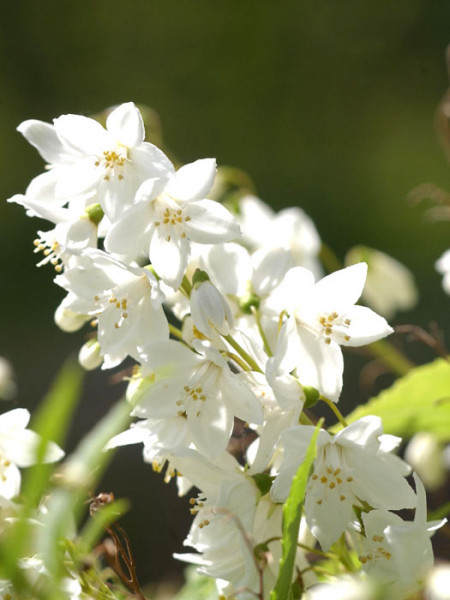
[54,305,88,333]
[78,339,103,371]
[190,280,233,337]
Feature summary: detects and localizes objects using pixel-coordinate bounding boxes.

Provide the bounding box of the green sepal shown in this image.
[251,472,273,496]
[303,385,320,409]
[85,202,104,225]
[239,291,260,314]
[192,268,210,288]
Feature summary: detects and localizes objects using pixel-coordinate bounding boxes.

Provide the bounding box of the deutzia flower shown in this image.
[435,249,450,295]
[359,474,447,596]
[55,249,169,368]
[14,102,173,222]
[345,246,418,319]
[104,159,241,288]
[271,416,416,550]
[267,263,393,401]
[130,340,263,458]
[237,195,322,274]
[0,408,64,499]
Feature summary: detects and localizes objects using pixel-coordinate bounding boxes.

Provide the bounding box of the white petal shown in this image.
[220,372,263,425]
[166,159,216,201]
[342,305,393,346]
[149,227,189,288]
[0,462,21,499]
[314,263,367,310]
[266,267,315,315]
[305,480,354,551]
[347,448,416,510]
[104,201,152,259]
[55,159,99,200]
[335,416,383,450]
[184,199,241,244]
[17,120,68,164]
[295,327,344,402]
[53,114,108,155]
[106,102,144,147]
[251,248,292,296]
[203,243,251,296]
[0,408,30,432]
[188,397,233,458]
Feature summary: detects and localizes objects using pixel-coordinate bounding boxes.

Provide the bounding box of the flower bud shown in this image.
[54,305,88,333]
[190,279,233,337]
[78,339,103,371]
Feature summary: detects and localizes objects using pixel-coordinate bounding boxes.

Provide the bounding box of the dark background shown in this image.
[0,0,449,586]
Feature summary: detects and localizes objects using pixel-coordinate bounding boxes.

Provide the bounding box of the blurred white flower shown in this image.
[0,409,64,499]
[345,246,418,319]
[405,432,447,491]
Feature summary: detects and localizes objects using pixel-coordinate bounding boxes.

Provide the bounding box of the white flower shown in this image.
[436,249,450,295]
[359,474,447,596]
[0,409,64,499]
[425,564,450,600]
[345,246,418,319]
[238,195,321,274]
[55,249,169,368]
[104,159,241,288]
[175,475,261,599]
[14,102,172,222]
[305,575,377,600]
[267,263,393,401]
[271,416,416,550]
[405,432,447,491]
[130,340,263,457]
[0,358,16,401]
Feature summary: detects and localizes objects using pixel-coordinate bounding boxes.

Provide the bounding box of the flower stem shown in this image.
[168,323,183,341]
[223,334,263,373]
[223,351,251,372]
[251,306,273,357]
[320,395,348,428]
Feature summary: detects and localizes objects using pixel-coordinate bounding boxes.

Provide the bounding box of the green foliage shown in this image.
[0,360,132,599]
[337,358,450,441]
[270,420,323,600]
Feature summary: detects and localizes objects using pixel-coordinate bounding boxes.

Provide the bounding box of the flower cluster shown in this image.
[6,102,445,599]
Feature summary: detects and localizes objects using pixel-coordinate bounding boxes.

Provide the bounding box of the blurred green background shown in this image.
[0,0,449,586]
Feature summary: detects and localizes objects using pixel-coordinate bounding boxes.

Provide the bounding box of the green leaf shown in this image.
[335,358,450,440]
[270,420,322,600]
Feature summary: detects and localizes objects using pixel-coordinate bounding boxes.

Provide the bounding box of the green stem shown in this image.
[223,334,263,373]
[223,351,251,372]
[367,339,414,376]
[320,395,348,428]
[297,542,336,560]
[168,323,184,341]
[251,306,273,357]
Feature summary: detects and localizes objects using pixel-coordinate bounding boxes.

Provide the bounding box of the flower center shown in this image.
[317,312,351,345]
[153,197,191,242]
[95,147,128,181]
[33,237,63,272]
[310,464,354,505]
